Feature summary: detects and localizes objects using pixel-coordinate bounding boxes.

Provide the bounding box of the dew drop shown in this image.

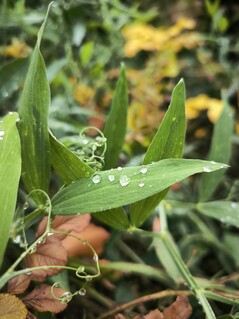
[78,288,86,296]
[13,235,21,244]
[0,130,5,137]
[25,269,32,276]
[119,175,130,186]
[203,166,212,172]
[92,174,101,184]
[47,232,54,236]
[210,160,216,164]
[28,246,37,254]
[138,182,144,188]
[37,237,46,245]
[140,167,147,174]
[93,253,98,261]
[23,202,29,210]
[231,202,238,209]
[117,166,123,171]
[108,175,115,182]
[60,291,72,304]
[82,138,88,145]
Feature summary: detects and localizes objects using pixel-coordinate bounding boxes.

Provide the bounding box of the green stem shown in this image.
[132,227,216,319]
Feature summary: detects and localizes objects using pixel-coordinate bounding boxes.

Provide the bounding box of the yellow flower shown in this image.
[186,94,224,123]
[74,84,94,106]
[122,17,199,58]
[1,38,32,58]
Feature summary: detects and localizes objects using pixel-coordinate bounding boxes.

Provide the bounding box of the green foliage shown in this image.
[103,64,128,169]
[0,113,21,266]
[130,79,186,227]
[199,97,233,201]
[17,11,51,204]
[0,1,239,318]
[52,159,225,217]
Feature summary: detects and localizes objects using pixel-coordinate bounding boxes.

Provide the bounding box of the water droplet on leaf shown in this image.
[92,174,101,184]
[119,175,130,186]
[203,166,212,172]
[108,175,115,182]
[117,167,123,171]
[140,167,147,174]
[138,182,144,188]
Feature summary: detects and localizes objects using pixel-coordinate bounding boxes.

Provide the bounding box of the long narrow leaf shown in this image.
[0,113,21,266]
[199,96,233,202]
[17,6,52,204]
[130,79,186,227]
[197,201,239,227]
[103,64,128,169]
[52,159,226,215]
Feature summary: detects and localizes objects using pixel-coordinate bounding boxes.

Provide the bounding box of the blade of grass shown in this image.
[197,201,239,227]
[130,79,186,227]
[17,4,53,204]
[52,159,227,215]
[0,113,21,266]
[199,93,233,202]
[103,64,128,169]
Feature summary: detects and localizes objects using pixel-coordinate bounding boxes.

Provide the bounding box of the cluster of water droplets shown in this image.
[91,165,149,189]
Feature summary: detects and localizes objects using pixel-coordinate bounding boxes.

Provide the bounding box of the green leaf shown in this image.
[0,113,21,265]
[94,207,130,230]
[197,201,239,227]
[199,98,233,202]
[130,79,186,227]
[17,6,52,204]
[49,132,94,184]
[0,58,29,102]
[152,231,182,282]
[52,159,226,216]
[103,64,128,169]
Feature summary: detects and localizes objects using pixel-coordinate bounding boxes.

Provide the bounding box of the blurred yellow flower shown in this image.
[74,84,94,106]
[186,94,224,123]
[1,38,32,58]
[122,17,201,58]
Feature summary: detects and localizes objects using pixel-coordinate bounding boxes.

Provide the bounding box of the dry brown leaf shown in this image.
[0,293,27,319]
[7,274,31,295]
[36,214,91,238]
[22,284,67,313]
[24,236,67,281]
[145,309,164,319]
[163,296,192,319]
[61,223,110,257]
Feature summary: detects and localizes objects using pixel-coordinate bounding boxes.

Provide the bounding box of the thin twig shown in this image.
[96,290,193,319]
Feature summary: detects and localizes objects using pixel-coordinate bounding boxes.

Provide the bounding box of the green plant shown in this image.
[0,3,238,319]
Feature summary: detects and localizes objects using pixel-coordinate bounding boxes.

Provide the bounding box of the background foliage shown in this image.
[0,1,239,318]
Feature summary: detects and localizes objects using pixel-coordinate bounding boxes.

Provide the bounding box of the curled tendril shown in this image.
[70,126,107,170]
[51,281,87,304]
[11,189,52,250]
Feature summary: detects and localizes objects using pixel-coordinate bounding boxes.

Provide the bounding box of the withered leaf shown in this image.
[36,214,91,238]
[0,293,27,319]
[24,236,67,281]
[22,284,67,313]
[163,296,192,319]
[7,274,31,295]
[145,309,164,319]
